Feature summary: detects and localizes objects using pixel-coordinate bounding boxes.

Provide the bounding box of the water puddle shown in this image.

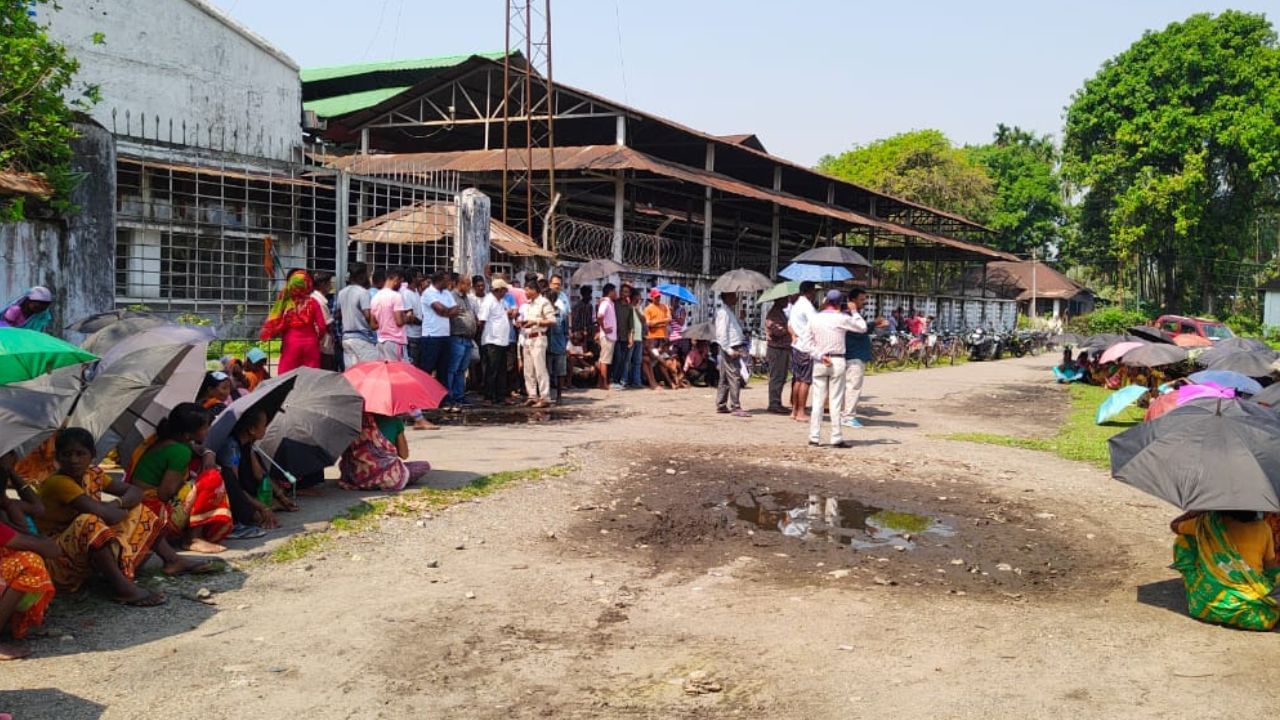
[724,490,952,550]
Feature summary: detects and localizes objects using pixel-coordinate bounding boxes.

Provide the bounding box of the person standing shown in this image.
[420,270,458,381]
[466,275,486,394]
[518,280,555,408]
[337,262,378,368]
[643,289,671,346]
[549,275,571,392]
[668,300,688,361]
[399,270,425,366]
[311,271,337,370]
[714,293,750,418]
[595,283,617,390]
[613,285,635,388]
[842,286,872,429]
[572,284,599,366]
[445,274,478,410]
[626,290,646,388]
[764,294,794,414]
[787,282,818,423]
[477,279,514,406]
[370,268,409,361]
[259,269,326,373]
[807,290,864,448]
[0,286,53,331]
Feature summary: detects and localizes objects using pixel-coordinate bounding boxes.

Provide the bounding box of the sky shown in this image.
[215,0,1275,166]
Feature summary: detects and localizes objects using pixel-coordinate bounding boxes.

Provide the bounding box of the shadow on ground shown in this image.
[1136,577,1187,617]
[0,688,107,719]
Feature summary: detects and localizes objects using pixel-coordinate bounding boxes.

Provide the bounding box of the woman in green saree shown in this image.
[1170,510,1280,631]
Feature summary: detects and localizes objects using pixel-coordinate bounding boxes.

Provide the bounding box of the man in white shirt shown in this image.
[787,281,818,423]
[399,269,425,366]
[806,289,867,448]
[420,270,458,381]
[518,280,556,407]
[714,292,750,418]
[477,278,514,406]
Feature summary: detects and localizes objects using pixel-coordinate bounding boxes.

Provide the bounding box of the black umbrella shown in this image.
[1120,344,1189,368]
[1110,399,1280,511]
[791,246,871,268]
[79,317,176,355]
[570,259,627,283]
[69,343,203,460]
[1082,333,1132,351]
[0,384,79,458]
[1051,332,1087,347]
[67,309,166,334]
[258,368,364,477]
[682,320,716,342]
[1253,383,1280,408]
[205,375,297,453]
[1213,337,1272,353]
[1127,326,1174,344]
[710,268,773,293]
[1205,350,1280,378]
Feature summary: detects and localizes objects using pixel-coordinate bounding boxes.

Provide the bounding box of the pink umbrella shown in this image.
[1177,382,1235,405]
[1099,341,1145,365]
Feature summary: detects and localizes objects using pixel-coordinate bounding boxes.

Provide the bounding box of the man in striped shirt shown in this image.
[806,289,868,447]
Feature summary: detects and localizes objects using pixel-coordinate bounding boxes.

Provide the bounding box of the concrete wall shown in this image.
[42,0,302,161]
[0,123,117,339]
[1265,291,1280,332]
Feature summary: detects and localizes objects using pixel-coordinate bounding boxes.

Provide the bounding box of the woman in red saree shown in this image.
[260,269,326,373]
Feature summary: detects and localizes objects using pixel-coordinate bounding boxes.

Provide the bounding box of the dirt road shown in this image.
[4,356,1277,719]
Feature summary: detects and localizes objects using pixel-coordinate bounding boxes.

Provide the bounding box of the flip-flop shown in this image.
[117,591,166,607]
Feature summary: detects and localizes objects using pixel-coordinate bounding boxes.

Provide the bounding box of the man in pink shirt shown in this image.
[370,268,410,361]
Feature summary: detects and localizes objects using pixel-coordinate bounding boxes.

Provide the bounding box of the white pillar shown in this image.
[612,173,625,263]
[702,143,715,275]
[1053,298,1061,319]
[615,115,626,146]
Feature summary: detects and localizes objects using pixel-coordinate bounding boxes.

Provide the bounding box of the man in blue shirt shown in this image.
[842,286,872,428]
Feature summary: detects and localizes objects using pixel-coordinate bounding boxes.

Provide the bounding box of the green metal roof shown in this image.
[300,52,505,83]
[304,86,412,118]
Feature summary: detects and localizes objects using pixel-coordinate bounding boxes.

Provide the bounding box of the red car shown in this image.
[1154,314,1235,342]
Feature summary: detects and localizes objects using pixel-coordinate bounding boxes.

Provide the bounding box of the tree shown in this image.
[1063,11,1280,314]
[817,130,994,223]
[0,0,99,219]
[965,125,1069,257]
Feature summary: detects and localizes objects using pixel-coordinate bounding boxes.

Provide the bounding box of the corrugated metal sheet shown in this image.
[305,86,411,119]
[300,52,506,83]
[0,171,52,198]
[349,199,552,258]
[329,147,1018,261]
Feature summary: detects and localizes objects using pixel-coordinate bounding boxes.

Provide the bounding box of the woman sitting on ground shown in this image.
[338,413,430,492]
[683,340,718,387]
[37,429,213,606]
[649,341,689,389]
[127,403,233,553]
[0,452,60,660]
[197,370,234,416]
[216,407,292,538]
[1170,509,1280,631]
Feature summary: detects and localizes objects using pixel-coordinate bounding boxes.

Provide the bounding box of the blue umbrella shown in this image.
[655,283,698,304]
[1189,370,1264,396]
[1095,385,1148,425]
[779,263,853,283]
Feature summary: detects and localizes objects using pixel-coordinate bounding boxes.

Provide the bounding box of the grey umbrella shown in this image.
[1081,333,1133,351]
[570,259,627,283]
[80,317,177,355]
[682,320,716,341]
[1214,337,1272,353]
[1253,383,1280,408]
[1127,326,1174,344]
[1120,344,1189,368]
[1205,350,1280,378]
[1051,332,1087,347]
[97,325,217,368]
[710,268,773,293]
[1110,399,1280,511]
[205,375,297,453]
[258,368,364,477]
[69,343,202,460]
[0,384,79,458]
[791,246,871,268]
[67,310,166,335]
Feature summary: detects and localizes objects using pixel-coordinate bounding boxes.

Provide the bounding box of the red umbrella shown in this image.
[342,361,447,416]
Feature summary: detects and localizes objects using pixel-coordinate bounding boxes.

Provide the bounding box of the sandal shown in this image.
[228,524,267,540]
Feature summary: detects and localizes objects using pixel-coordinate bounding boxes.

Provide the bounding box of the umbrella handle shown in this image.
[253,445,298,488]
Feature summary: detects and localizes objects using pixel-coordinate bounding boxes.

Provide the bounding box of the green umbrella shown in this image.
[757,281,800,304]
[0,327,98,385]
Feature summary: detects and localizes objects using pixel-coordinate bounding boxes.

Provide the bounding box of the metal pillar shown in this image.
[702,143,715,274]
[615,115,626,146]
[612,172,625,262]
[769,166,781,278]
[335,170,350,285]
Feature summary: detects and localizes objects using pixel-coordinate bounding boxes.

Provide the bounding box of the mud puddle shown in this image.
[725,489,952,551]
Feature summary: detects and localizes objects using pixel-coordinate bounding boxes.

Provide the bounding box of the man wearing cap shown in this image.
[517,280,556,408]
[805,289,866,448]
[643,289,671,346]
[787,281,818,423]
[477,279,515,406]
[714,292,750,418]
[0,286,54,331]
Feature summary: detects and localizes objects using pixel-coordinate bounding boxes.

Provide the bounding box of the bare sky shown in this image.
[214,0,1275,166]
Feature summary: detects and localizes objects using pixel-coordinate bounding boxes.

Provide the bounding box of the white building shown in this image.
[1263,277,1280,332]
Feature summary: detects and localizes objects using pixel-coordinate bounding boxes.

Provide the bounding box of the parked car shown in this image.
[1154,314,1235,342]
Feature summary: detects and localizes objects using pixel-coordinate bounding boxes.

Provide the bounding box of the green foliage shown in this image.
[0,0,98,219]
[965,125,1069,256]
[1220,312,1262,337]
[817,130,994,223]
[1077,306,1149,334]
[944,384,1142,468]
[1062,11,1280,311]
[175,312,212,327]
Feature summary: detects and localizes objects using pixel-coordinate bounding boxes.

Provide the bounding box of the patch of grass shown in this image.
[267,464,573,564]
[943,383,1143,468]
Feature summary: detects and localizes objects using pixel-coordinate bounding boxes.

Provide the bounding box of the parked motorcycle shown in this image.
[965,328,1003,361]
